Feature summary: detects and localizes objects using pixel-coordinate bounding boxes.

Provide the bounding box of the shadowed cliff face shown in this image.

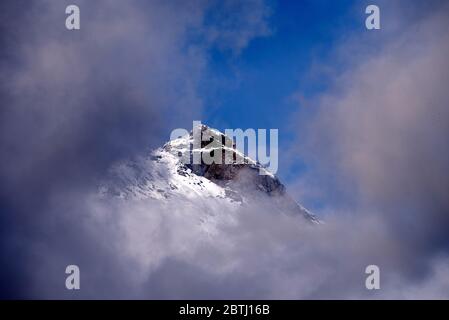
[162,124,318,223]
[167,124,284,194]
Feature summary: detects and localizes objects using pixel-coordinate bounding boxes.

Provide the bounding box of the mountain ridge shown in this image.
[99,124,319,224]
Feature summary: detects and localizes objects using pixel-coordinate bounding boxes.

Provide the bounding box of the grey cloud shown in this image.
[201,0,272,54]
[286,0,449,298]
[0,0,271,298]
[2,0,447,299]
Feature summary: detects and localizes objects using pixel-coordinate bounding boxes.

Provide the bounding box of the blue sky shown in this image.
[203,1,358,129]
[197,0,370,208]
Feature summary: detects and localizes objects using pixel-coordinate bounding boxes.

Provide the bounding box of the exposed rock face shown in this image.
[100,124,319,224]
[166,124,284,194]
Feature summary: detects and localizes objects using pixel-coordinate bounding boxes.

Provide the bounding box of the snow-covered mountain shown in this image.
[99,124,318,225]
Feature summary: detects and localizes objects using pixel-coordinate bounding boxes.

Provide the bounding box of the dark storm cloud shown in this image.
[2,0,448,299]
[0,0,188,298]
[0,0,271,298]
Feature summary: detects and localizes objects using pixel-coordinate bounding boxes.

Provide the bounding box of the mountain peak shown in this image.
[164,124,274,180]
[100,124,319,224]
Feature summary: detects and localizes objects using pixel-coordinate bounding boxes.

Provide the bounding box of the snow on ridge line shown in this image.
[165,125,275,177]
[99,124,320,224]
